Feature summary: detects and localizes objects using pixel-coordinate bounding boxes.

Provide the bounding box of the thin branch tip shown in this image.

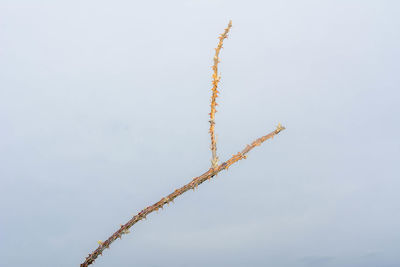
[276,123,286,133]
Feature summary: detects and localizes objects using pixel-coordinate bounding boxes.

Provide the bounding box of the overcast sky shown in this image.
[1,1,399,266]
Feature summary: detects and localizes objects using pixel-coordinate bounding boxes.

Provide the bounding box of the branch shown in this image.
[80,124,285,267]
[209,20,233,168]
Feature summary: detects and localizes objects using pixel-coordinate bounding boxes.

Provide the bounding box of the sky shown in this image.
[1,1,399,266]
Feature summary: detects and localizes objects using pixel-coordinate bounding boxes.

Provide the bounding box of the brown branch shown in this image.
[209,20,233,168]
[80,124,285,267]
[80,21,286,267]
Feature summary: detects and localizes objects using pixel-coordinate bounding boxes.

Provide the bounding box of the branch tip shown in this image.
[276,123,286,133]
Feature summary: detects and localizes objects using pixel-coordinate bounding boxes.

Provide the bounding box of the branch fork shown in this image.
[80,21,285,267]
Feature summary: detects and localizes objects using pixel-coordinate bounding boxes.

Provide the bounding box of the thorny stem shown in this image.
[80,124,285,267]
[209,20,232,168]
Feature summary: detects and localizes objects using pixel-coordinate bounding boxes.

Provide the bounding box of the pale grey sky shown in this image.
[1,1,399,266]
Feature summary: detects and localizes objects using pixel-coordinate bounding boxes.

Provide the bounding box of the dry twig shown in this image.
[80,21,285,267]
[209,20,232,168]
[80,125,284,267]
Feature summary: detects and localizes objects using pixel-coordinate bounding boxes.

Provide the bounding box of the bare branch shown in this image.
[80,124,285,267]
[80,21,286,267]
[209,20,233,168]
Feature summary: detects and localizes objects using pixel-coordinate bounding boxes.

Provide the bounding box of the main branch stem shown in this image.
[80,124,285,267]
